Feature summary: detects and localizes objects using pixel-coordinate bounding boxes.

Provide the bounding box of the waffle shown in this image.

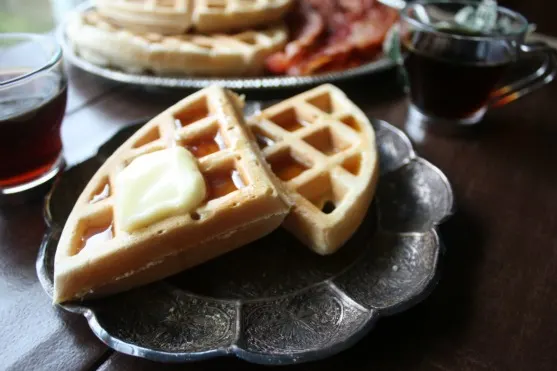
[247,84,379,255]
[95,0,293,34]
[53,86,291,303]
[67,10,288,76]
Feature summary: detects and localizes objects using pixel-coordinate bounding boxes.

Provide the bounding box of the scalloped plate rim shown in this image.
[36,118,452,365]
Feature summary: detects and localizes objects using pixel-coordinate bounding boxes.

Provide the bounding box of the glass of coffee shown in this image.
[399,0,557,132]
[0,34,67,198]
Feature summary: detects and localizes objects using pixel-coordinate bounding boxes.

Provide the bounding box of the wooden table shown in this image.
[2,48,557,370]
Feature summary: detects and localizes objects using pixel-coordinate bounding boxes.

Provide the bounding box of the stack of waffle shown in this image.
[54,84,379,303]
[66,0,292,76]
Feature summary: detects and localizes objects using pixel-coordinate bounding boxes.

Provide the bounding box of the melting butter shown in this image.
[115,147,206,232]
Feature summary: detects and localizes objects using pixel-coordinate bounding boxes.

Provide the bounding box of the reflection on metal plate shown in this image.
[37,118,454,365]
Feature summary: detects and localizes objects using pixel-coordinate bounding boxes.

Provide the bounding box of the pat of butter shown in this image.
[115,147,206,232]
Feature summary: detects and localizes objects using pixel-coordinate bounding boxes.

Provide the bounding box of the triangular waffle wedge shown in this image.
[67,10,288,76]
[95,0,293,34]
[53,86,291,303]
[247,84,379,255]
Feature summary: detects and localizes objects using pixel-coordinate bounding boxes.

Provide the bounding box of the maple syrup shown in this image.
[280,118,311,132]
[90,183,110,204]
[80,223,113,254]
[133,127,160,148]
[205,169,245,200]
[0,69,67,187]
[307,93,334,114]
[269,109,312,132]
[339,115,360,132]
[269,153,309,181]
[342,155,361,175]
[174,101,210,128]
[184,131,226,158]
[304,129,347,156]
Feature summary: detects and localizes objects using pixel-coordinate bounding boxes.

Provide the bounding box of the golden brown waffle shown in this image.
[67,10,288,76]
[247,84,379,255]
[95,0,293,34]
[53,86,291,303]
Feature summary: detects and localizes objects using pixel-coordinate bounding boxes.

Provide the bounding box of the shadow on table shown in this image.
[327,205,487,370]
[479,108,557,188]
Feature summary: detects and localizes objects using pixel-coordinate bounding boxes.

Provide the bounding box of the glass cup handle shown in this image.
[490,42,557,107]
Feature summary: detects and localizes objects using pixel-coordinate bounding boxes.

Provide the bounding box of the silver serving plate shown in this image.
[36,117,454,365]
[58,3,396,90]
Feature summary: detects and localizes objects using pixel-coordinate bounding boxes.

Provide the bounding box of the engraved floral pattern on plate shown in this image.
[37,118,453,365]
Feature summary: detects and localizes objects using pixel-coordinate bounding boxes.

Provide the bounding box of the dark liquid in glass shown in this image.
[0,70,67,187]
[402,28,511,119]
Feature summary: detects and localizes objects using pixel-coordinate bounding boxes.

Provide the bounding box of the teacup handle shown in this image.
[490,42,557,107]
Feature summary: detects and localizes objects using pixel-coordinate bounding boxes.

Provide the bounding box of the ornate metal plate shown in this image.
[58,3,395,90]
[36,117,454,365]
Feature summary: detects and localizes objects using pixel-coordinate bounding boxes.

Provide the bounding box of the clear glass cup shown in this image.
[0,34,67,200]
[399,0,557,134]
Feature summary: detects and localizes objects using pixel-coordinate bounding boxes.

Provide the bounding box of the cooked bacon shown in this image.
[338,0,377,14]
[265,1,325,75]
[266,0,399,76]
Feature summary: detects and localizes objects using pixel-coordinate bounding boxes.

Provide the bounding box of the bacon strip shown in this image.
[265,1,325,75]
[266,0,399,76]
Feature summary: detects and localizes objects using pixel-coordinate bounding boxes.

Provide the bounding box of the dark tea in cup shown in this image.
[402,28,511,119]
[0,70,67,187]
[0,34,67,197]
[399,0,557,131]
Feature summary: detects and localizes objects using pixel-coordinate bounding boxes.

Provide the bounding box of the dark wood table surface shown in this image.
[2,5,557,370]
